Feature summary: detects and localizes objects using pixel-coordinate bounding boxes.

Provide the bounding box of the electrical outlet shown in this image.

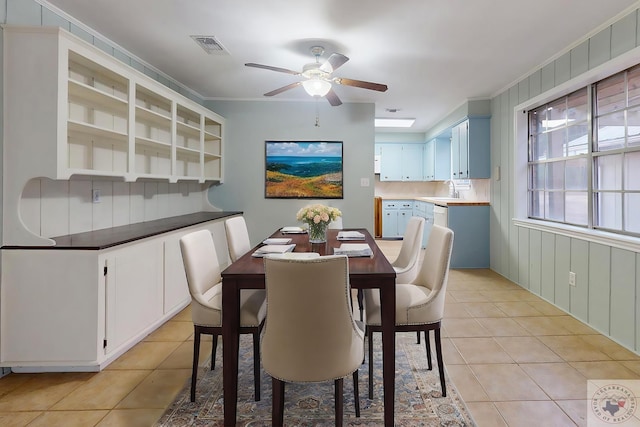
[569,271,576,287]
[92,189,101,203]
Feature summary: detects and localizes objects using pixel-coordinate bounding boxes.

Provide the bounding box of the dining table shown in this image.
[220,227,397,426]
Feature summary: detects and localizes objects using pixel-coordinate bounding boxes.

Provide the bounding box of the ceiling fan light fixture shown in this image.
[375,118,416,128]
[302,79,332,97]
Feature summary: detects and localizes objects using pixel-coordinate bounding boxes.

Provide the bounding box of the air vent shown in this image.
[191,35,228,55]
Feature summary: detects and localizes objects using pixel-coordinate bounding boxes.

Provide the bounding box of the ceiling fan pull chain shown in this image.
[315,98,320,127]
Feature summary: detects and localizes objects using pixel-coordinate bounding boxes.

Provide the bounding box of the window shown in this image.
[527,64,640,237]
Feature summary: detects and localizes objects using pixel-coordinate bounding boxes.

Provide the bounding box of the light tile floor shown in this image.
[0,240,637,426]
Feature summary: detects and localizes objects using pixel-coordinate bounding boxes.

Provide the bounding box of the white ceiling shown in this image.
[44,0,638,132]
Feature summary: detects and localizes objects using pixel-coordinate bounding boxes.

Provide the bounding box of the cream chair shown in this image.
[225,216,252,262]
[392,216,426,283]
[180,229,266,402]
[262,255,364,426]
[355,216,425,321]
[363,224,453,398]
[328,215,343,229]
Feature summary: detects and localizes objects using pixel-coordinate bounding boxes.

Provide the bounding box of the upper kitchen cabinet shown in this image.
[424,137,450,181]
[3,26,225,184]
[450,117,490,179]
[378,143,424,181]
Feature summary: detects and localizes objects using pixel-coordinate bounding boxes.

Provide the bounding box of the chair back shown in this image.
[328,216,343,229]
[393,216,425,282]
[179,229,222,326]
[225,216,251,262]
[412,224,454,321]
[262,255,364,383]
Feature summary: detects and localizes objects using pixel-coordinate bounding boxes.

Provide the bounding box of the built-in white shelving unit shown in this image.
[2,25,225,246]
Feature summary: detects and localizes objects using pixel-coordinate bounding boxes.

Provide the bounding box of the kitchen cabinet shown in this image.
[377,143,424,181]
[450,118,490,179]
[446,205,490,268]
[0,214,234,372]
[382,200,413,238]
[424,137,451,181]
[378,144,403,181]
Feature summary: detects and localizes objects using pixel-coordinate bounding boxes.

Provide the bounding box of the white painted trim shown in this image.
[513,218,640,253]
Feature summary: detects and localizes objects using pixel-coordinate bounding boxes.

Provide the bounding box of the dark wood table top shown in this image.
[221,228,396,284]
[2,211,242,250]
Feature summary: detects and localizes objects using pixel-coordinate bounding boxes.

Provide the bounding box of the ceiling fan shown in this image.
[245,46,388,106]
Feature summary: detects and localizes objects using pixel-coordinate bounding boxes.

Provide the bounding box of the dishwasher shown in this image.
[433,205,448,228]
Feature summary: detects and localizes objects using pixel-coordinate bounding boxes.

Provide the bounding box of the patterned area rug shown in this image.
[156,332,476,426]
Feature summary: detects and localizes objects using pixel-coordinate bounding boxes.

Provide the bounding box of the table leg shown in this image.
[380,280,396,426]
[222,280,240,426]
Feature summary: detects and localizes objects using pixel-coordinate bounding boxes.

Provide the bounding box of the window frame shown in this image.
[513,45,640,253]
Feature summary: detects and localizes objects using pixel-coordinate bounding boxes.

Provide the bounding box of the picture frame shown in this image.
[265,141,343,199]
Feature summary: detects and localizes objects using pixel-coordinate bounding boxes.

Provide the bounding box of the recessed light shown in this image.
[375,118,415,128]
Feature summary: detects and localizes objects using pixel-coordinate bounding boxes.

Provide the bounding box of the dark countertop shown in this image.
[2,211,241,250]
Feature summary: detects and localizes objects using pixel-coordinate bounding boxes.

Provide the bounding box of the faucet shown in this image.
[445,180,459,198]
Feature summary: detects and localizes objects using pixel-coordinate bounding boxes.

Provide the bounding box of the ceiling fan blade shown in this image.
[334,77,388,92]
[245,63,300,76]
[264,82,302,97]
[325,88,342,106]
[319,53,349,73]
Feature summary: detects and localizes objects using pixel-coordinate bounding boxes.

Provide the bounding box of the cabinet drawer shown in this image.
[383,201,400,210]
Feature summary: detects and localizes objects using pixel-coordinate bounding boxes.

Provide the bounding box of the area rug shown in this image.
[156,332,476,426]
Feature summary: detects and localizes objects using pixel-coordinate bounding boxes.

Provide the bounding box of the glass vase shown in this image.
[308,222,328,243]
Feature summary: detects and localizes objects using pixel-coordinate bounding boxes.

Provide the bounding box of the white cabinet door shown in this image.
[0,250,101,364]
[163,233,191,315]
[104,240,164,354]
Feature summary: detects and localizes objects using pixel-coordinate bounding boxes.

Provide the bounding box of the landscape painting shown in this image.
[265,141,343,199]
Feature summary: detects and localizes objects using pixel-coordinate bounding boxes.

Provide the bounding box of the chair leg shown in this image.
[334,378,344,427]
[434,328,446,397]
[253,330,261,401]
[211,333,217,370]
[357,289,364,321]
[272,378,285,427]
[191,327,201,402]
[352,370,360,417]
[425,330,433,370]
[417,330,421,344]
[368,328,374,399]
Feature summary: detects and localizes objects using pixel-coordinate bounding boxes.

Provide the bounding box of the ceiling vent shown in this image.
[191,35,228,55]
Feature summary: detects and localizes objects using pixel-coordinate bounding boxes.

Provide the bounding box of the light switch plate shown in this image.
[569,271,576,286]
[92,189,101,203]
[360,178,370,187]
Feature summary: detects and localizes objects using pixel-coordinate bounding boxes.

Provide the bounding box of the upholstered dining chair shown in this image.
[363,224,453,398]
[355,216,425,322]
[262,255,364,427]
[391,216,426,283]
[328,215,343,229]
[225,216,252,262]
[179,229,266,402]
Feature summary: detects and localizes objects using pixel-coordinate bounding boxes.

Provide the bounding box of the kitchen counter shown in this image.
[2,211,242,250]
[378,195,489,207]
